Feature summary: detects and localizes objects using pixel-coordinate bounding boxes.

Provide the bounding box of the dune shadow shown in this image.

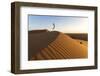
[28,30,60,60]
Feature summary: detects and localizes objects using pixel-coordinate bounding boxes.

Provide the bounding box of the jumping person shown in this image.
[52,23,55,31]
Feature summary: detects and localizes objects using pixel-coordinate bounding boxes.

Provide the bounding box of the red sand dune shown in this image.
[28,30,88,60]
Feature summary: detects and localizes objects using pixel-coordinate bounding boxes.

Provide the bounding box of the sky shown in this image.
[28,15,88,33]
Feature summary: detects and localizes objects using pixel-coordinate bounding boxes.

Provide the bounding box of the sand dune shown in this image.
[76,39,88,46]
[28,30,88,60]
[66,33,88,41]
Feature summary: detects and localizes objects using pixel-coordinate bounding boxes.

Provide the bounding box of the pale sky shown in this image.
[28,15,88,33]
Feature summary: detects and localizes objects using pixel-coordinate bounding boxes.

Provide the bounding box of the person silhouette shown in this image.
[52,23,55,31]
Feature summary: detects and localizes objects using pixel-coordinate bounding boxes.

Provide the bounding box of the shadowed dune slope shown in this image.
[28,30,88,60]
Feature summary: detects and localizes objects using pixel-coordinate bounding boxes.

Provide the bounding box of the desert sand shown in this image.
[28,30,88,60]
[76,39,88,46]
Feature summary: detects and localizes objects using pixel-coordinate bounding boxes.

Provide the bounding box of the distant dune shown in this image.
[66,33,88,41]
[28,30,88,60]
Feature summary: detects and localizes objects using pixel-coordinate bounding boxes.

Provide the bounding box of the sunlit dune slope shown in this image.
[28,30,88,60]
[76,39,88,46]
